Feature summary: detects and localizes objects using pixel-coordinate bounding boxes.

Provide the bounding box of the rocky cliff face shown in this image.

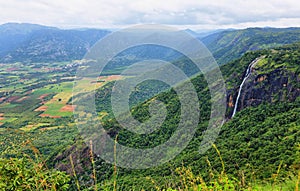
[228,60,300,117]
[242,69,299,106]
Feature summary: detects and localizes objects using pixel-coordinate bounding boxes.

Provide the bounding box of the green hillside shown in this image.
[46,43,300,190]
[202,27,300,64]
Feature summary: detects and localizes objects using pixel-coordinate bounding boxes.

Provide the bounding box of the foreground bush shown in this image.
[0,157,70,191]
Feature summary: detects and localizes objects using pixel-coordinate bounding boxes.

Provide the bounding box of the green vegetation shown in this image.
[0,157,70,190]
[202,28,300,64]
[0,139,70,191]
[86,83,299,190]
[52,43,298,190]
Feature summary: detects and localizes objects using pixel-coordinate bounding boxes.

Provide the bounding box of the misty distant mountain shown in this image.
[185,28,233,38]
[0,23,110,63]
[2,23,300,65]
[0,23,57,58]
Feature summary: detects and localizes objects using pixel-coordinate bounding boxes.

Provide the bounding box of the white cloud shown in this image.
[0,0,300,29]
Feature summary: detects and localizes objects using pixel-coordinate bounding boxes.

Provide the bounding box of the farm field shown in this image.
[0,61,123,130]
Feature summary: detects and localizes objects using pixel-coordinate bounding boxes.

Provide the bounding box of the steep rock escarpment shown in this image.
[229,66,300,116]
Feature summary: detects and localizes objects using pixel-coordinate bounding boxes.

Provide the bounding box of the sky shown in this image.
[0,0,300,30]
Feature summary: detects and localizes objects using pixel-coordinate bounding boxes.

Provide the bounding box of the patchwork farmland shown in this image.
[0,61,123,130]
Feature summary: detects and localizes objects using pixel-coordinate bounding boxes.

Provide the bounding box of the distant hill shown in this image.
[185,28,232,38]
[0,23,110,63]
[0,23,57,58]
[201,27,300,64]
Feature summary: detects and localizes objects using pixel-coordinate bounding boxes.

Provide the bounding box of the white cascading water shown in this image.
[231,58,259,118]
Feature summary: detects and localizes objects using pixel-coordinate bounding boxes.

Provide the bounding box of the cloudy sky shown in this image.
[0,0,300,30]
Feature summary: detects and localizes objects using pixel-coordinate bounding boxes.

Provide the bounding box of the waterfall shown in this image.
[231,58,259,118]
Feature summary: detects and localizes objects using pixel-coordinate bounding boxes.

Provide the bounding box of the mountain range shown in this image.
[2,23,300,65]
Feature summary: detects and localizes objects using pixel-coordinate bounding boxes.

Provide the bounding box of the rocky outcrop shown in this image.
[229,67,300,117]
